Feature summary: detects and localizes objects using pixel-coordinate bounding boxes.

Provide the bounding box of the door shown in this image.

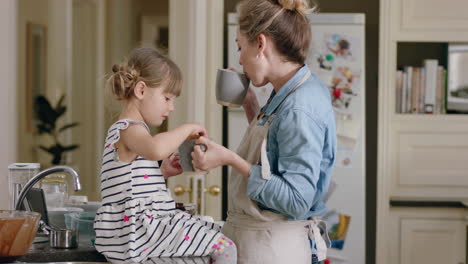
[167,0,224,220]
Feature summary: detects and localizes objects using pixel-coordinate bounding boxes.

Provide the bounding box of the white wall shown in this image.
[0,0,18,209]
[17,0,50,164]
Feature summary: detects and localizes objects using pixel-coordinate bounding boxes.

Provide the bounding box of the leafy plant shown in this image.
[34,94,80,165]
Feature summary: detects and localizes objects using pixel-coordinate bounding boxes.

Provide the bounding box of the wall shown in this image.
[17,0,71,166]
[0,0,18,209]
[17,0,50,165]
[224,0,379,263]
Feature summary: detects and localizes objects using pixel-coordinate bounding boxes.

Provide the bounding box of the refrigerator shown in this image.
[227,13,366,264]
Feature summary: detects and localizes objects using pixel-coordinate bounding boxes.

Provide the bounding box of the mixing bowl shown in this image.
[0,210,41,259]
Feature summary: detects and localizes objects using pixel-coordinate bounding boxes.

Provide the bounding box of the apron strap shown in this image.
[307,217,331,261]
[260,138,271,180]
[258,70,311,180]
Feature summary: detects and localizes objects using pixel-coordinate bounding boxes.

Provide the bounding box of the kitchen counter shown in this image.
[13,237,210,264]
[14,238,106,263]
[12,218,222,263]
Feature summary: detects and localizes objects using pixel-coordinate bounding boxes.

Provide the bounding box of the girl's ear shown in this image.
[133,81,146,100]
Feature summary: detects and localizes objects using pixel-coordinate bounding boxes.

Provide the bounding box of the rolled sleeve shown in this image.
[246,109,325,219]
[246,165,266,199]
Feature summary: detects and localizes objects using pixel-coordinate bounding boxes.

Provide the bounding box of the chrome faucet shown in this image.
[15,166,81,210]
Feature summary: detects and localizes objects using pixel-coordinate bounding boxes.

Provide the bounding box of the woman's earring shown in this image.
[255,54,259,60]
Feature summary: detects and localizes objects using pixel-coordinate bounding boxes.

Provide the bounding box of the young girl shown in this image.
[94,47,236,264]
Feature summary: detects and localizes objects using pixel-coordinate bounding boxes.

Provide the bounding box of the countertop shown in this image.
[11,236,210,264]
[13,238,106,263]
[10,218,223,264]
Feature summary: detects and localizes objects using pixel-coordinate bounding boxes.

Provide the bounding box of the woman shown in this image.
[192,0,336,263]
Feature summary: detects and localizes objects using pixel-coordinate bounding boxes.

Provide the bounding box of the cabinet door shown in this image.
[400,218,466,264]
[391,0,468,41]
[389,120,468,200]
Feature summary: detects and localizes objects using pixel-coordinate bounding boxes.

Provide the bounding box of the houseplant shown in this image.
[34,94,79,165]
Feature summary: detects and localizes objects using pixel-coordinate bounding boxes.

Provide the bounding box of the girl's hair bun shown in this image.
[109,64,140,100]
[112,64,122,73]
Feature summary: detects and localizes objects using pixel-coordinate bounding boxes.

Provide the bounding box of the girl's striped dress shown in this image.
[94,120,223,263]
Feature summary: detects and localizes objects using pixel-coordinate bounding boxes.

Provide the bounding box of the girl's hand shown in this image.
[191,137,232,172]
[161,153,183,179]
[187,123,208,138]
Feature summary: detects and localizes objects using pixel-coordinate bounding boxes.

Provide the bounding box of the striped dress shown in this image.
[94,120,223,263]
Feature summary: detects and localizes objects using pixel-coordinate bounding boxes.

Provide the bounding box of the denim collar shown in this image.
[260,64,310,117]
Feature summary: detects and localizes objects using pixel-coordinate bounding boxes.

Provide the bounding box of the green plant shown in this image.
[34,94,80,165]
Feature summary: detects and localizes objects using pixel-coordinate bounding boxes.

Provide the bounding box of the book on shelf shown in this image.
[419,68,426,113]
[411,67,420,113]
[405,66,412,113]
[436,66,447,114]
[423,59,438,113]
[395,70,403,113]
[395,60,446,115]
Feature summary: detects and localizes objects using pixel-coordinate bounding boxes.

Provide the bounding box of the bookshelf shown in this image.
[377,0,468,263]
[395,42,448,115]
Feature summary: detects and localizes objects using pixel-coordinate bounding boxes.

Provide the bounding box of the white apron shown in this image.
[222,71,330,264]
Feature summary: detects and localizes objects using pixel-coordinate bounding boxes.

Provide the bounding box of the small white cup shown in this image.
[215,69,250,107]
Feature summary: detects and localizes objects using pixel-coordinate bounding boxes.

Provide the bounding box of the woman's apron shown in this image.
[222,70,330,264]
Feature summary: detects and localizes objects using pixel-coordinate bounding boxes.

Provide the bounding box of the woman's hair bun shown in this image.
[277,0,310,14]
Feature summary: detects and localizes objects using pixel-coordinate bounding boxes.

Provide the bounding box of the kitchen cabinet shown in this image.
[377,0,468,263]
[388,207,466,264]
[388,120,468,200]
[390,0,468,42]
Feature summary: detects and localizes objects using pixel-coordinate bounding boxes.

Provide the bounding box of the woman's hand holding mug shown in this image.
[191,136,232,172]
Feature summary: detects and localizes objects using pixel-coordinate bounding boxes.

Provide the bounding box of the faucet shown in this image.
[15,165,81,210]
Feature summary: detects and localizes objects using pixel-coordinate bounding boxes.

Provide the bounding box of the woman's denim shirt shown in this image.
[247,65,337,220]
